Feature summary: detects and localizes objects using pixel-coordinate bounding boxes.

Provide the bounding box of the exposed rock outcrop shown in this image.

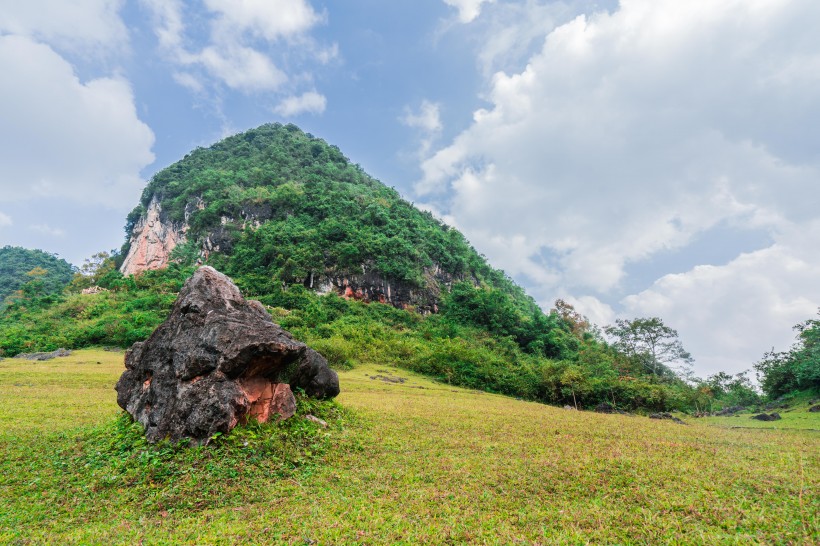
[120,196,186,276]
[115,266,340,444]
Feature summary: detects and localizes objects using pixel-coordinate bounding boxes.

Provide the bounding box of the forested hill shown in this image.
[122,123,570,358]
[0,246,74,305]
[3,123,760,413]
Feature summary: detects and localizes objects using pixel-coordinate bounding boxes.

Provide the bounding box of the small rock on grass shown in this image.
[752,412,782,421]
[304,415,328,428]
[13,348,71,361]
[649,412,686,424]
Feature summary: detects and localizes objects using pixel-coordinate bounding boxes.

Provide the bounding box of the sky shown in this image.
[1,0,819,379]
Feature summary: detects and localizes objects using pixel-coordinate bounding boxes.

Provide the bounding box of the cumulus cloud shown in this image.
[0,35,155,207]
[443,0,495,23]
[141,0,328,95]
[623,222,820,375]
[273,91,327,116]
[422,0,820,374]
[0,0,128,54]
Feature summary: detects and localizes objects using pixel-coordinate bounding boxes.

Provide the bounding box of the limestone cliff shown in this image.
[120,196,186,276]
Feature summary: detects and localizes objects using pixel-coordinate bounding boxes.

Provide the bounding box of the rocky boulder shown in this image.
[649,412,686,424]
[13,348,71,361]
[115,266,340,444]
[751,412,781,421]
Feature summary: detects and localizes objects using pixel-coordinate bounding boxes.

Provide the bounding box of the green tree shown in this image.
[754,310,820,398]
[605,317,693,378]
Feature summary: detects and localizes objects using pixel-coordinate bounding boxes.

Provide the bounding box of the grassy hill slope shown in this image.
[1,350,817,543]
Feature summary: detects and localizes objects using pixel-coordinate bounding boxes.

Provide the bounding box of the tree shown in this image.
[754,310,820,398]
[704,371,760,407]
[69,251,118,291]
[551,299,590,337]
[605,317,693,378]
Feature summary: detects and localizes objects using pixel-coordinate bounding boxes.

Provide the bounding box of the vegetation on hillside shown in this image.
[0,259,751,414]
[0,246,74,306]
[755,311,820,398]
[131,123,488,288]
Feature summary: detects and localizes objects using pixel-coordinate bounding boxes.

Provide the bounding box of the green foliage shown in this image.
[0,266,191,357]
[605,317,693,378]
[755,310,820,398]
[699,371,761,408]
[0,246,74,305]
[68,395,347,502]
[130,123,485,292]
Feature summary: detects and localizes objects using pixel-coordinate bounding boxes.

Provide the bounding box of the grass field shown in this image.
[1,349,818,544]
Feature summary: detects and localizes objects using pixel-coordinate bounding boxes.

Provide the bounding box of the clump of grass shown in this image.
[57,395,350,511]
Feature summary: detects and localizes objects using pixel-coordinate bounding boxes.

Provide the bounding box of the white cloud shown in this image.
[402,100,443,133]
[172,72,204,93]
[140,0,184,51]
[402,100,443,159]
[141,0,327,95]
[0,0,128,54]
[199,45,287,92]
[29,224,66,237]
[422,0,820,375]
[623,223,820,375]
[0,212,11,228]
[443,0,495,23]
[273,91,327,116]
[0,35,155,207]
[204,0,323,41]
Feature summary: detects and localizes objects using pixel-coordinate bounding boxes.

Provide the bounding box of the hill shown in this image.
[0,123,717,412]
[0,246,74,305]
[119,123,571,356]
[123,123,507,311]
[1,350,817,543]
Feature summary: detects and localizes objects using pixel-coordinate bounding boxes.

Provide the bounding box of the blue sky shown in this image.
[2,0,820,378]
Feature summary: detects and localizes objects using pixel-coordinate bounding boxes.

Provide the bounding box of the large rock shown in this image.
[115,266,340,443]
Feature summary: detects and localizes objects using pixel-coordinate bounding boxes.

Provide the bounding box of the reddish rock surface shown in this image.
[120,196,186,276]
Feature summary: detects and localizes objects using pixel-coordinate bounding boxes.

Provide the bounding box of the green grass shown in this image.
[1,350,818,544]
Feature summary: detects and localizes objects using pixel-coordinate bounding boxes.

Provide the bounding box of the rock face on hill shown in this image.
[115,266,340,443]
[120,196,186,276]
